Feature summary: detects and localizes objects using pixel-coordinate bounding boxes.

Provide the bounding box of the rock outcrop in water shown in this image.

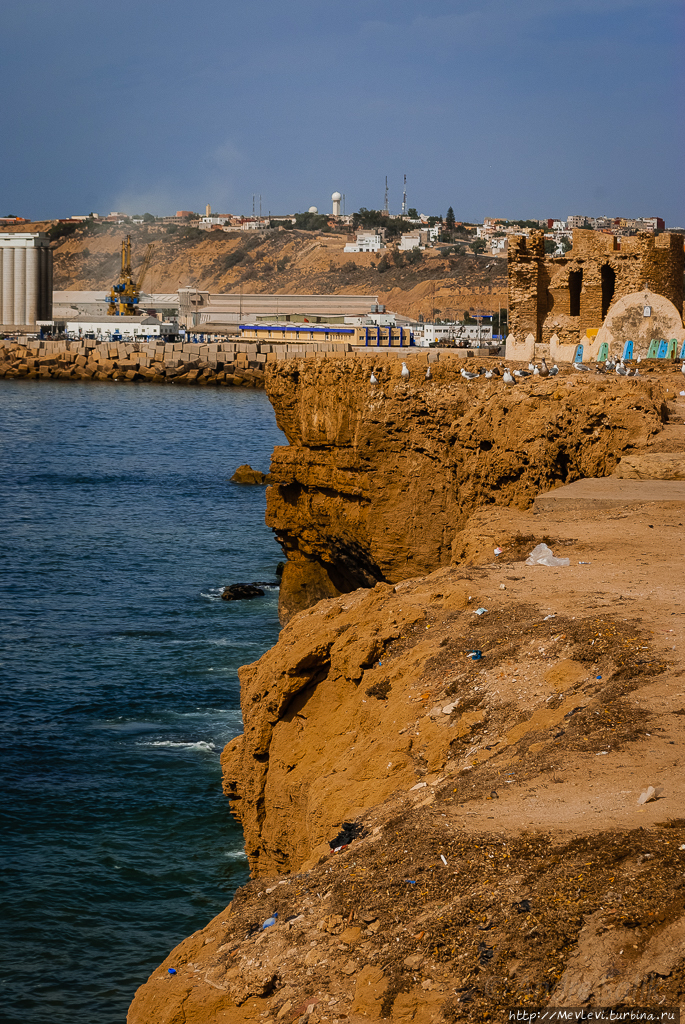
[265,355,667,622]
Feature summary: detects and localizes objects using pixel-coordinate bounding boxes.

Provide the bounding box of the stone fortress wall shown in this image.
[508,228,684,347]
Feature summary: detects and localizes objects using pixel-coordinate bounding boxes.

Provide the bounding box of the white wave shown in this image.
[224,849,248,860]
[140,740,218,753]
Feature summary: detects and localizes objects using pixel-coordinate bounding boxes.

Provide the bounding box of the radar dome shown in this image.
[331,191,342,201]
[308,206,318,214]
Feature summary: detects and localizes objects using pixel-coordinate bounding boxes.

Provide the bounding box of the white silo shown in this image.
[0,233,52,326]
[332,191,342,217]
[308,206,318,214]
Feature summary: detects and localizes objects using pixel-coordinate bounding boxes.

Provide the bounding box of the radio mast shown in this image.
[383,176,389,215]
[402,174,407,216]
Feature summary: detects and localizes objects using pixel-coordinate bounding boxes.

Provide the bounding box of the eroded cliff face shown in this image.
[130,496,685,1024]
[265,357,665,622]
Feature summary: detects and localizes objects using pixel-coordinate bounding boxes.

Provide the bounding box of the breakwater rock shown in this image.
[265,355,670,623]
[0,339,266,387]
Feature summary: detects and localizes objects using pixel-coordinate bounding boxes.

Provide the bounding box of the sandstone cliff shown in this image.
[130,488,685,1024]
[265,358,667,622]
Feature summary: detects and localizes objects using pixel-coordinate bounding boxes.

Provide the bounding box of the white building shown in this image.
[419,322,494,347]
[65,315,179,341]
[0,233,53,327]
[199,215,232,229]
[344,231,385,253]
[399,229,429,250]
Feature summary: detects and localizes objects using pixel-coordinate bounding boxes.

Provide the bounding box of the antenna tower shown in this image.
[384,176,389,215]
[402,174,407,216]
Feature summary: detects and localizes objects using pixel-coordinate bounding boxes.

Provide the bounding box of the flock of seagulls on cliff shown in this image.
[368,353,655,385]
[573,356,642,376]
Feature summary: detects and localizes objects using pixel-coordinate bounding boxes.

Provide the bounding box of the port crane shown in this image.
[107,235,155,315]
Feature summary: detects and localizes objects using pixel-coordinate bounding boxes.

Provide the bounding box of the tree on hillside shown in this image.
[407,208,419,219]
[445,207,456,238]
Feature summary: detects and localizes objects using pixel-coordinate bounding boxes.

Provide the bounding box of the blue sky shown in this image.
[2,0,683,224]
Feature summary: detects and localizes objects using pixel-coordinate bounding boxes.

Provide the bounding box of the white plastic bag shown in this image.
[525,543,570,567]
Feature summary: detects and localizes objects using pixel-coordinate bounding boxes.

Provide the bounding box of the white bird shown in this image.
[616,360,628,376]
[637,355,642,364]
[540,358,550,378]
[533,365,540,376]
[461,367,478,380]
[514,369,531,377]
[484,369,493,379]
[425,366,432,379]
[549,364,559,376]
[370,372,378,384]
[573,361,590,371]
[503,368,515,384]
[401,361,410,378]
[681,361,685,375]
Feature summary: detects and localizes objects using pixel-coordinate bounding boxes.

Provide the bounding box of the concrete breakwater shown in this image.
[0,336,269,387]
[0,336,499,387]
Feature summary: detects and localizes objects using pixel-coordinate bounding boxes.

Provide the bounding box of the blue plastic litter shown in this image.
[261,913,278,930]
[168,968,177,975]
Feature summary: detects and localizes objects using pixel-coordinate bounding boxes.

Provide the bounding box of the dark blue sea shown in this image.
[0,380,285,1024]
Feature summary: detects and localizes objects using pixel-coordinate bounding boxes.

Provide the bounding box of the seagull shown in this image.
[616,360,628,376]
[484,369,493,378]
[461,367,478,380]
[539,358,550,378]
[533,365,540,376]
[637,355,642,364]
[503,368,515,384]
[401,362,410,378]
[573,361,590,371]
[681,361,685,375]
[425,365,432,379]
[490,366,501,376]
[549,364,559,376]
[514,368,531,377]
[528,361,535,371]
[370,372,378,384]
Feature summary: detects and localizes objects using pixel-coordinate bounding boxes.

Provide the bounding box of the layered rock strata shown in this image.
[265,356,670,622]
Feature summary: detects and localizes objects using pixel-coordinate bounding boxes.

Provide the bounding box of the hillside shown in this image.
[20,221,506,321]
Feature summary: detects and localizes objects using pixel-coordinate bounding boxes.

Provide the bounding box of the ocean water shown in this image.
[0,380,286,1024]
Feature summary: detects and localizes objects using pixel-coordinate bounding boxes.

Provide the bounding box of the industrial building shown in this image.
[0,233,52,327]
[239,322,414,346]
[64,315,180,342]
[53,291,180,319]
[178,290,384,327]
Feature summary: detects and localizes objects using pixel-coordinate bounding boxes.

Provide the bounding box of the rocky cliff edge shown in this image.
[265,356,669,622]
